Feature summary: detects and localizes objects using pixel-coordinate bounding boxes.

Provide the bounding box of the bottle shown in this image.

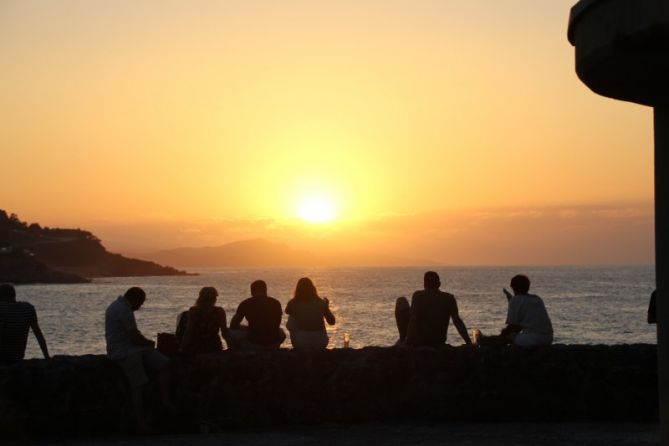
[343,332,350,348]
[472,329,481,346]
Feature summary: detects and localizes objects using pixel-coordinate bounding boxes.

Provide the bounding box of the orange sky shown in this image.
[0,1,655,265]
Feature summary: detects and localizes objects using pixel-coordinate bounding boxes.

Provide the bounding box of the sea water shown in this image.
[17,266,656,358]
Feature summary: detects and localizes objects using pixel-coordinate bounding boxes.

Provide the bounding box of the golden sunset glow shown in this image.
[0,1,655,265]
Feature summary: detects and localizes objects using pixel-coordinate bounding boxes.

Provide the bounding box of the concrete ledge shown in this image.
[0,344,658,438]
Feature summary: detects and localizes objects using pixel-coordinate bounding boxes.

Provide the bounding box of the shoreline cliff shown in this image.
[0,210,191,284]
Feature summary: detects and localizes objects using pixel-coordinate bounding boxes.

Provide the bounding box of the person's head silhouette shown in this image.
[251,280,267,297]
[124,287,146,311]
[196,287,218,307]
[510,275,531,295]
[294,277,318,301]
[424,271,441,290]
[0,283,16,303]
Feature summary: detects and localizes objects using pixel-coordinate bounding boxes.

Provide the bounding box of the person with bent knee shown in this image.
[395,271,472,347]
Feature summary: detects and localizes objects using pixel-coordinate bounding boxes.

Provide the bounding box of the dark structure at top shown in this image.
[568,0,669,107]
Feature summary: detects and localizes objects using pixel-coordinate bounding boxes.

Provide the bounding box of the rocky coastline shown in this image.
[0,344,658,439]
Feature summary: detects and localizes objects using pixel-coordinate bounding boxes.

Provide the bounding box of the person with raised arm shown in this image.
[502,275,553,346]
[472,274,553,347]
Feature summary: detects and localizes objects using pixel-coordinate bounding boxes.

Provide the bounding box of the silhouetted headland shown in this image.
[0,210,191,284]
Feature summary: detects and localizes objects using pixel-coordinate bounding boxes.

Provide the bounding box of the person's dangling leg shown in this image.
[395,297,411,343]
[143,349,178,414]
[119,352,151,431]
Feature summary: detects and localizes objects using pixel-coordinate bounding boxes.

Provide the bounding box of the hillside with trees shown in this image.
[0,210,189,284]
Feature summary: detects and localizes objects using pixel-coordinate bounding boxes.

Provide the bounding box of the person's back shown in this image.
[181,287,227,355]
[0,283,49,364]
[237,296,282,345]
[0,301,37,362]
[105,295,142,359]
[286,298,329,331]
[182,305,225,354]
[398,271,471,347]
[228,280,285,350]
[285,278,335,352]
[507,293,553,336]
[406,289,457,347]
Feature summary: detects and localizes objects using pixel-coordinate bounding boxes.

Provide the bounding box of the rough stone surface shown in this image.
[0,344,658,439]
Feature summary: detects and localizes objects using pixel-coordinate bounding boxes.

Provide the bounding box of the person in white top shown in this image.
[503,275,553,346]
[472,275,553,347]
[105,287,176,430]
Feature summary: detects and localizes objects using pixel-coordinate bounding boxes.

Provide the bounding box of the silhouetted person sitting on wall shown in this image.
[285,277,335,352]
[648,290,657,324]
[180,287,229,355]
[0,283,50,365]
[228,280,285,350]
[105,287,176,431]
[395,271,472,347]
[473,275,553,347]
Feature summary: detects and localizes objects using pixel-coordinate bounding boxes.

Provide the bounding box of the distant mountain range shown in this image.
[0,210,189,284]
[143,239,316,267]
[142,238,431,268]
[0,210,435,285]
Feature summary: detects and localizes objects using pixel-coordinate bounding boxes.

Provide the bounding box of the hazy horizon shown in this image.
[1,1,655,267]
[5,200,653,267]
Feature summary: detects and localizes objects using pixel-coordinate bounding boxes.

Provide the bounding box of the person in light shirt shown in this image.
[105,287,176,431]
[503,274,553,346]
[472,274,553,347]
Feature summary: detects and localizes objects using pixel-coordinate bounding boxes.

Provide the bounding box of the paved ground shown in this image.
[36,422,658,446]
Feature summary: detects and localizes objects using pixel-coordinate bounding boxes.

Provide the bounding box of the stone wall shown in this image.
[0,344,658,438]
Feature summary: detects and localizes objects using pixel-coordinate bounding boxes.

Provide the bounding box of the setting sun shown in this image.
[298,196,336,223]
[0,1,654,266]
